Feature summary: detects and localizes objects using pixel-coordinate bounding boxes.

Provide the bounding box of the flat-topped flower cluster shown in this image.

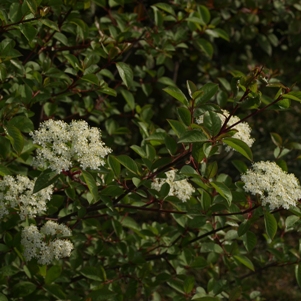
[0,175,53,220]
[196,110,255,151]
[241,161,301,210]
[151,169,195,202]
[30,119,112,173]
[21,221,73,265]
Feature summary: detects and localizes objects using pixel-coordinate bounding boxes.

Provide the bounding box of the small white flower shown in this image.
[196,110,255,151]
[21,221,73,265]
[151,169,195,202]
[30,119,112,174]
[0,175,53,220]
[241,161,301,210]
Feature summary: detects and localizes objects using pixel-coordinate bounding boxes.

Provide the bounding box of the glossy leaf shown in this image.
[223,138,253,161]
[178,130,208,143]
[82,170,99,203]
[264,211,277,240]
[116,62,133,88]
[33,169,60,194]
[211,181,232,206]
[234,255,255,271]
[163,86,188,105]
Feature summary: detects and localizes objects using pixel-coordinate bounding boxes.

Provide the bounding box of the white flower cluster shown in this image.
[196,110,255,151]
[241,161,301,210]
[21,221,73,265]
[0,175,53,220]
[151,169,195,202]
[30,119,112,174]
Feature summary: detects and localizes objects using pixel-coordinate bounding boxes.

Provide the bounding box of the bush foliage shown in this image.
[1,0,301,300]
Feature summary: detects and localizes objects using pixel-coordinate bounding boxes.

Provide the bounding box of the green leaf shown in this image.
[257,34,272,56]
[81,74,99,85]
[116,155,140,175]
[183,276,195,294]
[8,116,34,133]
[5,125,24,154]
[163,86,188,105]
[82,170,99,202]
[80,266,106,281]
[199,5,211,24]
[121,89,135,110]
[25,0,38,14]
[195,83,219,105]
[186,80,197,97]
[44,284,66,300]
[45,265,62,284]
[213,28,230,41]
[242,231,257,252]
[116,62,133,88]
[33,169,59,194]
[177,107,191,126]
[203,111,222,136]
[178,130,208,143]
[237,220,251,237]
[41,19,59,31]
[193,297,220,301]
[165,135,178,155]
[223,138,253,161]
[0,293,8,301]
[0,165,12,176]
[196,38,214,58]
[231,160,248,173]
[283,91,301,102]
[295,263,301,288]
[13,281,36,297]
[167,119,186,137]
[211,181,232,206]
[285,215,300,230]
[107,155,121,177]
[121,216,140,231]
[270,132,282,147]
[88,287,115,301]
[153,3,175,15]
[264,211,277,240]
[234,255,255,271]
[20,23,37,42]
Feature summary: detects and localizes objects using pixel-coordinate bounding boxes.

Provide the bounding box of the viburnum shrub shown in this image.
[1,0,301,300]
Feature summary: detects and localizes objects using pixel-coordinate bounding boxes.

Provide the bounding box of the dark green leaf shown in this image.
[186,80,197,97]
[195,83,219,105]
[177,107,191,126]
[5,125,24,154]
[167,119,187,137]
[116,155,140,175]
[211,181,232,206]
[116,62,133,88]
[45,266,62,284]
[264,211,277,240]
[163,86,188,105]
[196,38,214,58]
[107,155,121,177]
[153,3,175,15]
[33,169,59,194]
[82,170,99,202]
[81,74,99,85]
[13,281,36,297]
[295,263,301,288]
[234,255,255,271]
[203,111,222,136]
[242,231,257,252]
[223,138,253,161]
[178,130,208,143]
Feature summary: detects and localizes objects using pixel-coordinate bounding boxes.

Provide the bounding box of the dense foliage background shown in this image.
[1,0,301,300]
